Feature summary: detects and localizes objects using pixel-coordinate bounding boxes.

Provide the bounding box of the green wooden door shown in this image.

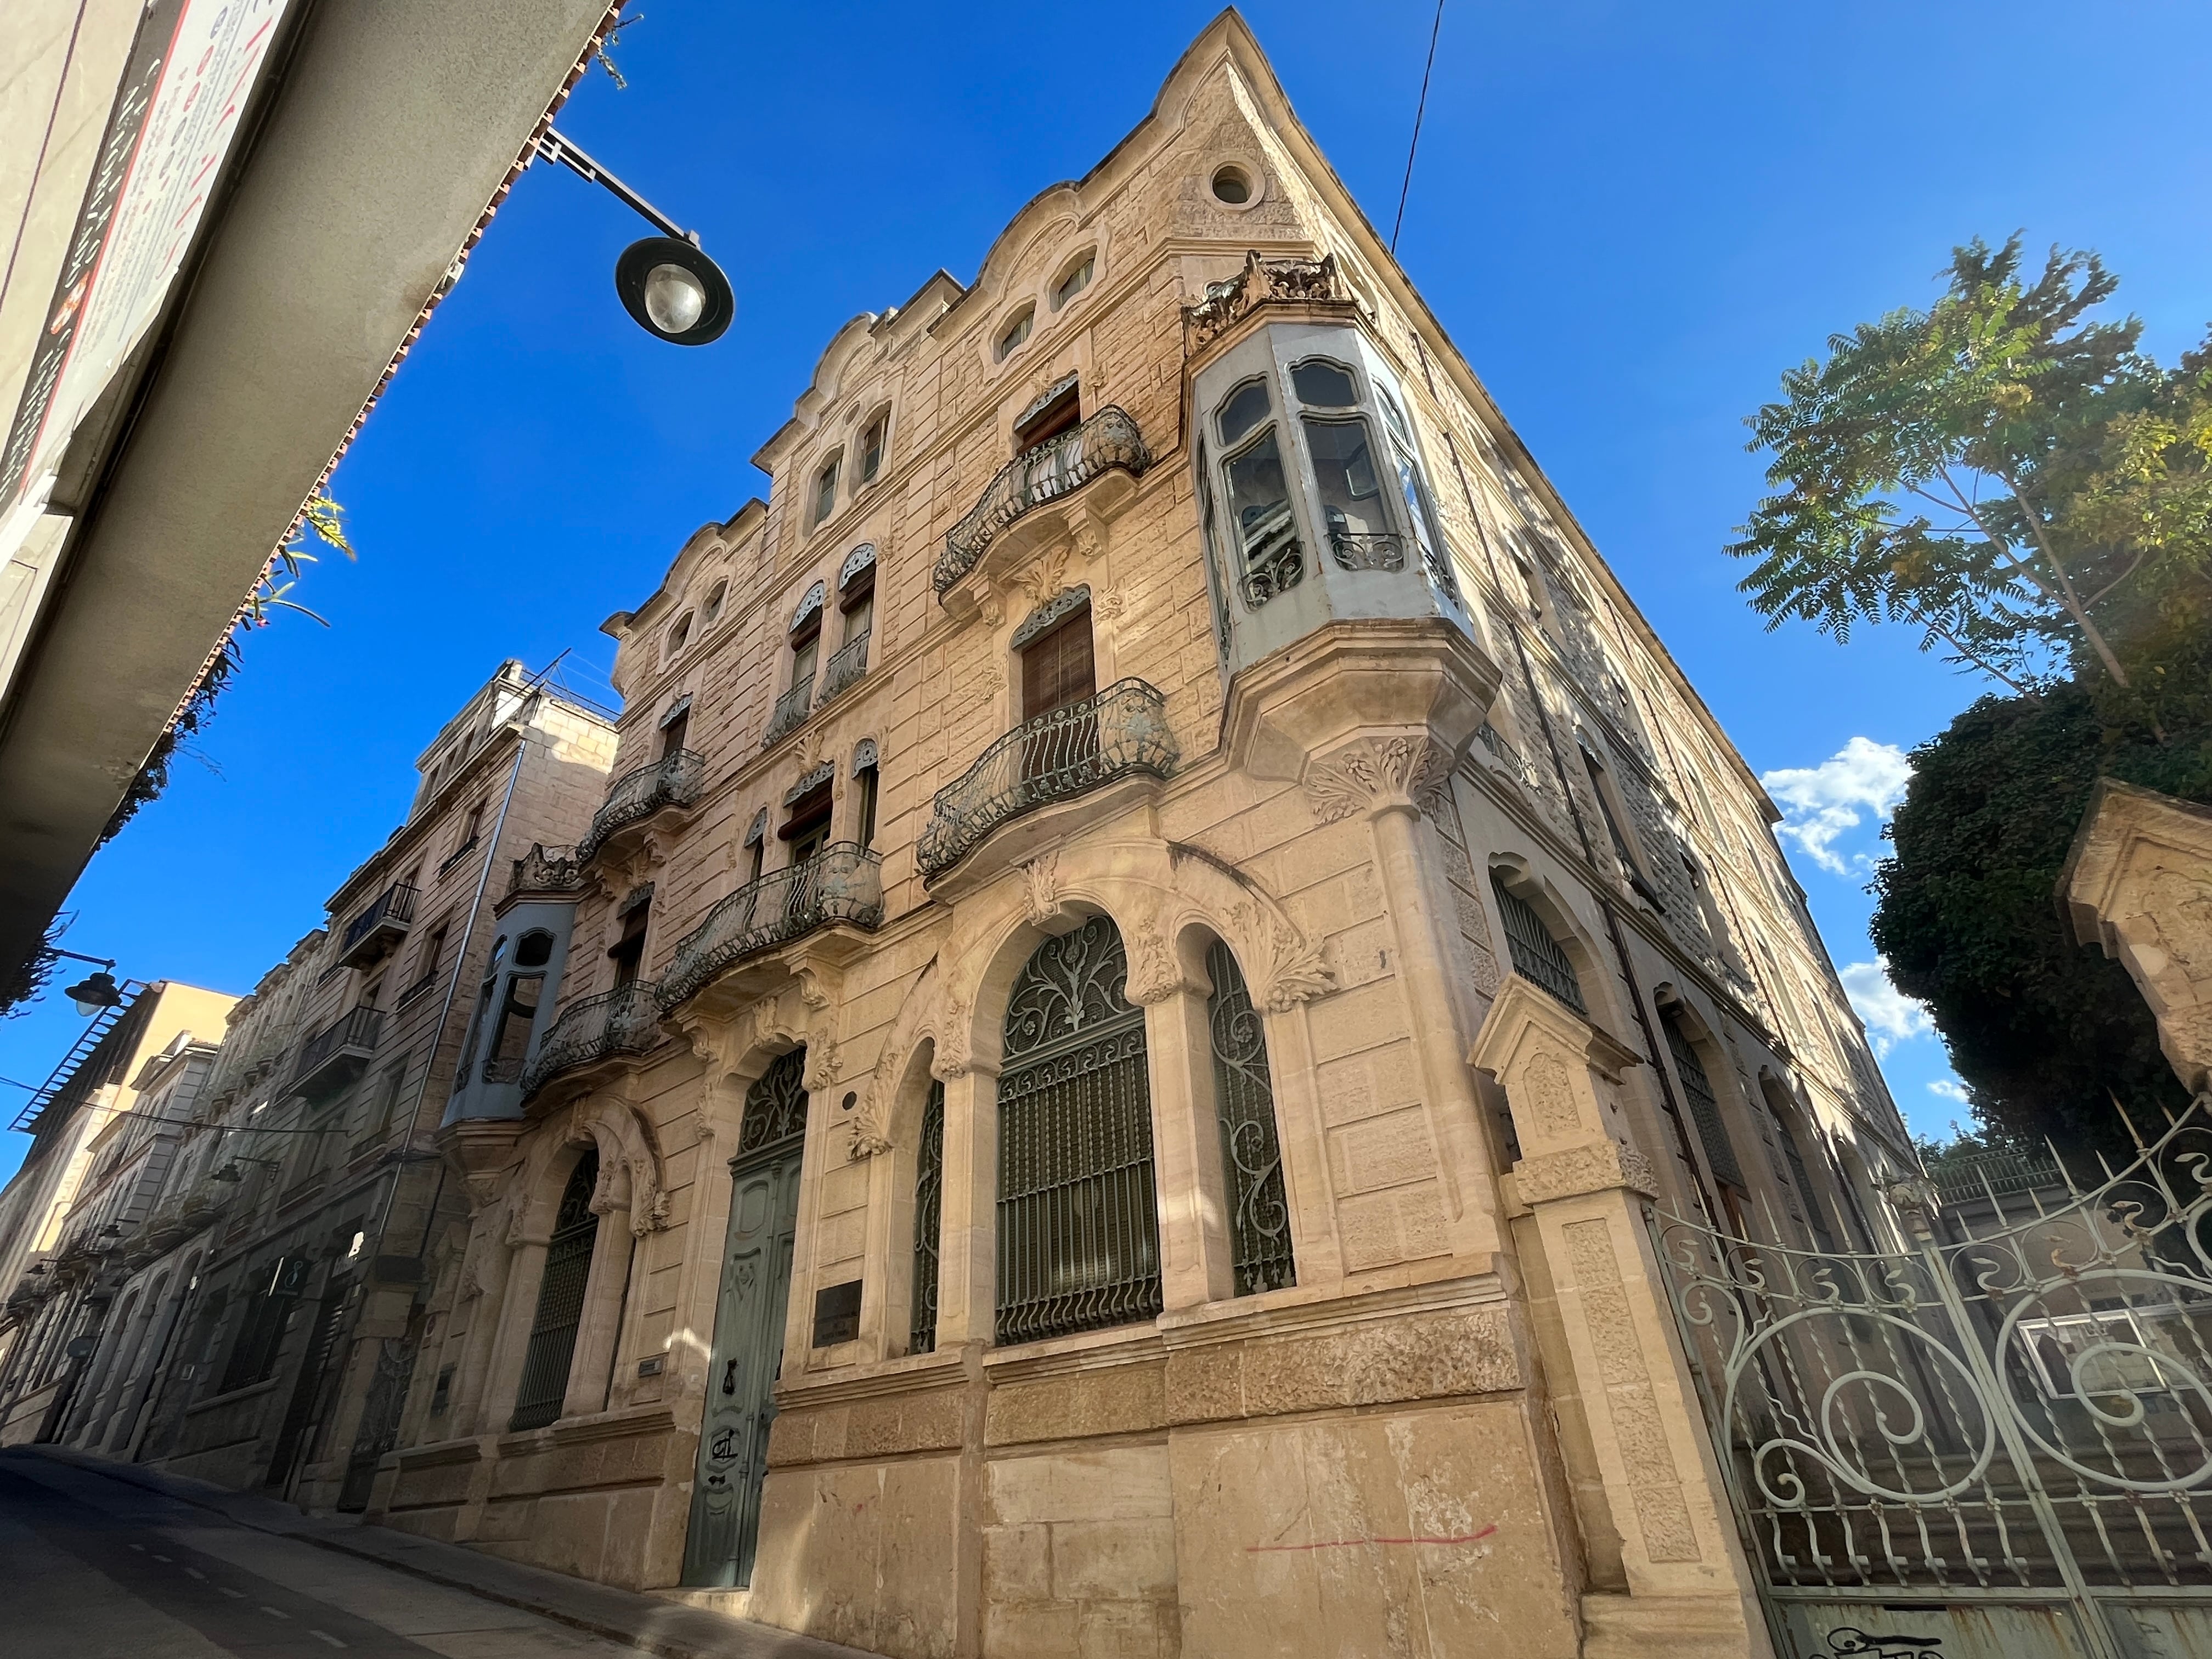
[682,1050,808,1588]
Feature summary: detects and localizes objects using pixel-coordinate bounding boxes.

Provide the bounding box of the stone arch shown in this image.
[514,1094,668,1241]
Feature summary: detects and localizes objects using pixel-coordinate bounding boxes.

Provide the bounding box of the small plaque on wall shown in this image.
[812,1279,862,1347]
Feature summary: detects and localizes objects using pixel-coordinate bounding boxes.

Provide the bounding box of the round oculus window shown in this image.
[1210,165,1252,205]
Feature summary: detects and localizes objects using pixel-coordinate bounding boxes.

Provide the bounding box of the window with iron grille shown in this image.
[995,916,1161,1346]
[1489,873,1587,1014]
[1205,940,1295,1295]
[1662,1013,1745,1190]
[219,1255,308,1392]
[509,1149,601,1430]
[910,1079,945,1355]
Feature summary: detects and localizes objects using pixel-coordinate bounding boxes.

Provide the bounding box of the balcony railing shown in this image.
[659,845,885,1011]
[818,631,870,704]
[293,1006,383,1098]
[934,407,1150,593]
[508,842,584,899]
[577,749,703,862]
[763,680,812,749]
[339,881,418,967]
[917,679,1176,881]
[521,980,663,1098]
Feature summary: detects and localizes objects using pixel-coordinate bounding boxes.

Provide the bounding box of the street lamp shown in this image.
[48,949,123,1015]
[534,128,732,346]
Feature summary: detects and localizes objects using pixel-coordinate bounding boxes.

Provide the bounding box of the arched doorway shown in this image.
[684,1047,809,1588]
[996,915,1161,1345]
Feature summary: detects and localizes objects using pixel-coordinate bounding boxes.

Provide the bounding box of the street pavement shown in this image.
[0,1449,863,1659]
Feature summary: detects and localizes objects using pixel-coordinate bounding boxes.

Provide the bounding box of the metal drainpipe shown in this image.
[1442,432,1718,1218]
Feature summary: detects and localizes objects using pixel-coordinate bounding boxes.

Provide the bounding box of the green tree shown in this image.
[1729,236,2211,707]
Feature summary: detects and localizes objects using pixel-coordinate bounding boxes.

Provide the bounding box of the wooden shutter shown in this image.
[1020,611,1095,721]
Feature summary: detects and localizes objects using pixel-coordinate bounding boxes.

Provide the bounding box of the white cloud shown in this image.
[1928,1078,1968,1103]
[1838,958,1934,1057]
[1760,737,1912,877]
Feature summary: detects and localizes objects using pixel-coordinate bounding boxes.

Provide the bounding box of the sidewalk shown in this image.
[31,1444,874,1659]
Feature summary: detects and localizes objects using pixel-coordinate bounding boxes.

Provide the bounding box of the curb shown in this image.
[22,1446,867,1659]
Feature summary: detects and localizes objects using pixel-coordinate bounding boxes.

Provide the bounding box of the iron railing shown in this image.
[763,680,812,748]
[1328,529,1406,573]
[578,749,703,861]
[340,881,417,959]
[818,631,869,703]
[934,407,1150,592]
[918,679,1176,881]
[509,1150,599,1431]
[508,843,584,898]
[1206,939,1296,1296]
[1489,876,1587,1014]
[1929,1149,2067,1206]
[520,981,662,1097]
[911,1080,945,1355]
[292,1006,383,1086]
[658,845,884,1011]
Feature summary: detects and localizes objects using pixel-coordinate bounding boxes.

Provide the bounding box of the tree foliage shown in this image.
[1730,236,2212,706]
[1869,659,2212,1154]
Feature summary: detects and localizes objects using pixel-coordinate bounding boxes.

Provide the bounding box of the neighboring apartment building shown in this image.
[0,978,238,1442]
[24,662,617,1511]
[360,18,1917,1658]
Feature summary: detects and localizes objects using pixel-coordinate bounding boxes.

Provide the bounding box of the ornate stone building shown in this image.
[374,17,1913,1657]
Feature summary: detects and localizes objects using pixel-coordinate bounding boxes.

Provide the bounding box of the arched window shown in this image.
[995,916,1160,1344]
[910,1078,945,1354]
[510,1148,600,1430]
[1215,377,1301,604]
[1489,871,1587,1014]
[1206,939,1295,1294]
[1661,1011,1744,1192]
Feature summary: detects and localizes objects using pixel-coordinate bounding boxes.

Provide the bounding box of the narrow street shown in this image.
[0,1450,830,1659]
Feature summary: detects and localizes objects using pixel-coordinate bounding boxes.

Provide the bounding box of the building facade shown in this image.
[361,18,1917,1659]
[3,662,618,1511]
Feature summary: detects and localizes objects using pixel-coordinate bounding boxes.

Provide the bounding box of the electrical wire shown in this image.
[1390,0,1447,256]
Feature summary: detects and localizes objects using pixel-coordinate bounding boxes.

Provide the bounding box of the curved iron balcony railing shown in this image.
[934,407,1150,593]
[577,749,703,862]
[659,844,885,1011]
[918,679,1176,881]
[763,679,812,749]
[520,980,663,1098]
[818,630,870,704]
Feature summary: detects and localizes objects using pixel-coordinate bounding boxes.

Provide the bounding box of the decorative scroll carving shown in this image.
[933,993,973,1079]
[1011,548,1072,606]
[1019,854,1059,926]
[1523,1050,1582,1140]
[1182,250,1346,354]
[1513,1141,1657,1204]
[1121,922,1184,1007]
[1302,736,1451,824]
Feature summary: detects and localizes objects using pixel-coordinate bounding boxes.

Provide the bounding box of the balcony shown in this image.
[918,679,1177,883]
[818,631,869,704]
[763,680,812,749]
[337,881,418,969]
[577,749,704,864]
[659,844,885,1012]
[293,1006,383,1100]
[934,407,1150,594]
[520,980,663,1099]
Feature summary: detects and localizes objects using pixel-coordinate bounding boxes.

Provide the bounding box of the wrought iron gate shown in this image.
[1655,1097,2212,1659]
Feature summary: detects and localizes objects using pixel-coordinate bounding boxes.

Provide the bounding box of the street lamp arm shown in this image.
[535,127,691,244]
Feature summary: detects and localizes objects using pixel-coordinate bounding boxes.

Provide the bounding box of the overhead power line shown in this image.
[1391,0,1447,256]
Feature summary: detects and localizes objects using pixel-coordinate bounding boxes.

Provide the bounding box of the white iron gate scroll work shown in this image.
[1655,1097,2212,1659]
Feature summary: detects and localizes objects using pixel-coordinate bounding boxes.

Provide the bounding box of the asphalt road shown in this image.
[0,1451,652,1659]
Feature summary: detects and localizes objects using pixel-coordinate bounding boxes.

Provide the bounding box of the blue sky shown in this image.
[5,0,2209,1181]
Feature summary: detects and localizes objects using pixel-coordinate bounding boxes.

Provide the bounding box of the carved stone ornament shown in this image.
[1094,589,1126,622]
[933,994,974,1079]
[1302,736,1453,824]
[796,964,840,1012]
[1070,514,1105,563]
[804,1033,843,1094]
[1513,1141,1658,1204]
[1020,853,1059,926]
[1009,583,1091,651]
[980,592,1005,628]
[1226,896,1335,1012]
[1011,548,1073,606]
[1121,923,1184,1006]
[1523,1050,1582,1140]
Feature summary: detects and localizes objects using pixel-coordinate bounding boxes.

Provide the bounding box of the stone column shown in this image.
[931,1060,1001,1346]
[1133,972,1232,1309]
[564,1185,636,1419]
[1469,974,1770,1659]
[2063,778,2212,1090]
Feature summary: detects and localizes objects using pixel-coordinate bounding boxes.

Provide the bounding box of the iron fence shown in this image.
[935,407,1150,592]
[658,845,884,1011]
[917,679,1176,881]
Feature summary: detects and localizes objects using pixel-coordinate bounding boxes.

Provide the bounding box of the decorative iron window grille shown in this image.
[818,631,870,703]
[1328,530,1407,573]
[736,1049,809,1161]
[578,750,703,862]
[1662,1014,1745,1190]
[995,917,1163,1346]
[219,1255,310,1392]
[910,1079,945,1356]
[340,881,417,958]
[509,1150,601,1431]
[1206,940,1295,1296]
[917,679,1177,881]
[1240,542,1305,607]
[1489,875,1588,1015]
[763,679,812,748]
[935,407,1151,592]
[520,980,662,1097]
[658,845,883,1011]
